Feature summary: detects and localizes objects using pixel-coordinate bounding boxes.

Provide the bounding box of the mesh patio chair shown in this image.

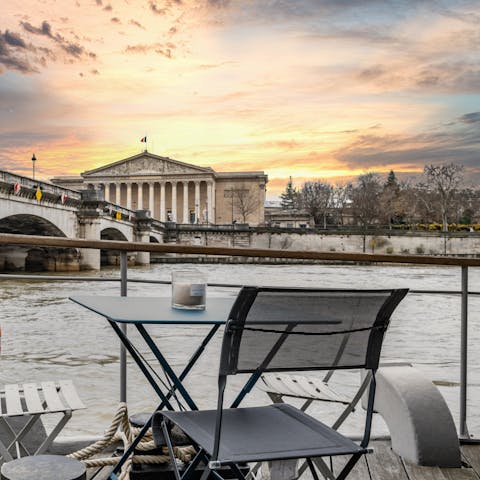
[257,303,372,431]
[152,286,408,480]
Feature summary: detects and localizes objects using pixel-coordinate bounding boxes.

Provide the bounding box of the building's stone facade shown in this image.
[52,152,268,225]
[264,207,313,228]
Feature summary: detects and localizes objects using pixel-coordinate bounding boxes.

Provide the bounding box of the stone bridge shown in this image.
[0,170,165,271]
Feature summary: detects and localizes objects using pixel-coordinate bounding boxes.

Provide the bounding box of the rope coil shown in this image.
[66,403,194,480]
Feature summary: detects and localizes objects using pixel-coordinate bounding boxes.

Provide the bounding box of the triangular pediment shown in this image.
[82,152,212,177]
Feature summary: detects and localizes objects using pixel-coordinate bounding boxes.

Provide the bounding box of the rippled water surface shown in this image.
[1,263,479,437]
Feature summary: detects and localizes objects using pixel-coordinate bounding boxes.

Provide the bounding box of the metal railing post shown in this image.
[460,265,469,438]
[120,251,128,403]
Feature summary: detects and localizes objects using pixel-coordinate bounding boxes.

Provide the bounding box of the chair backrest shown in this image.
[219,287,408,377]
[211,287,408,461]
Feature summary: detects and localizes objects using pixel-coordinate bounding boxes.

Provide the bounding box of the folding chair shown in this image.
[256,324,373,479]
[258,302,373,432]
[0,380,85,462]
[152,287,408,480]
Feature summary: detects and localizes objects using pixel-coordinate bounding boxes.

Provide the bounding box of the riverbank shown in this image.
[170,226,480,257]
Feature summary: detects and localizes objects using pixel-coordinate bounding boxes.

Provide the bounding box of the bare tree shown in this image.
[351,172,382,252]
[299,181,333,228]
[412,182,439,224]
[332,183,353,226]
[424,163,464,232]
[232,187,259,224]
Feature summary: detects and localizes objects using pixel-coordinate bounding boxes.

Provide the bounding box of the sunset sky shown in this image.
[1,0,479,198]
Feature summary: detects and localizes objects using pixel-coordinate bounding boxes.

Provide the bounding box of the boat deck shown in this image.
[333,441,480,480]
[83,440,480,480]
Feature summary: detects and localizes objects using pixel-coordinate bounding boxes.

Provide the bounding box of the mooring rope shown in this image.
[66,403,195,480]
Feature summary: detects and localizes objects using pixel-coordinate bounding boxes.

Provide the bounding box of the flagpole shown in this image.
[140,134,148,153]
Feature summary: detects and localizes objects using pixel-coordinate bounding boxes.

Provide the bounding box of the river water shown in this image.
[1,263,479,438]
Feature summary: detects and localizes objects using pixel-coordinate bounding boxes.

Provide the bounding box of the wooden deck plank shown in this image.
[461,445,480,478]
[441,467,479,480]
[402,458,449,480]
[332,453,371,480]
[366,441,409,480]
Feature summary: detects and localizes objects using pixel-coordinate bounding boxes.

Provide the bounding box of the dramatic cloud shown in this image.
[129,20,145,29]
[149,1,167,15]
[125,42,174,58]
[0,30,37,73]
[459,112,480,124]
[21,20,54,37]
[0,52,36,74]
[1,0,480,195]
[3,30,27,48]
[334,121,480,174]
[18,20,96,65]
[358,65,386,81]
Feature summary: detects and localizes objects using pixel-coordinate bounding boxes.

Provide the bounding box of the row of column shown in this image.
[100,180,215,224]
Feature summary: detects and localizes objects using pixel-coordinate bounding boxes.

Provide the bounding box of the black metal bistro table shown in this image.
[70,295,236,479]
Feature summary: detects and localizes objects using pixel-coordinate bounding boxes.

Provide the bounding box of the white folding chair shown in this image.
[258,371,372,431]
[0,380,85,462]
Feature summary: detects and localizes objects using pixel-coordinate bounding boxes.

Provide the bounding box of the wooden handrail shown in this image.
[1,232,480,266]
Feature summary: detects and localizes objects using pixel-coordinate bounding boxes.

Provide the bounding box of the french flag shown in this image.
[140,136,147,143]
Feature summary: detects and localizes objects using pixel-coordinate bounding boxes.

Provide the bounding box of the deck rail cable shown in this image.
[0,274,479,297]
[0,232,478,440]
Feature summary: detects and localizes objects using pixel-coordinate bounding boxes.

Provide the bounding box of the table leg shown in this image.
[135,323,220,411]
[108,320,174,410]
[111,324,221,477]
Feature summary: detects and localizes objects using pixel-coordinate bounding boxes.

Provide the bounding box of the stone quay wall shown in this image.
[163,227,480,259]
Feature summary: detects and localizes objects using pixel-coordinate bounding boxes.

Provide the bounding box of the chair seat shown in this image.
[0,381,85,418]
[0,380,85,462]
[154,404,367,465]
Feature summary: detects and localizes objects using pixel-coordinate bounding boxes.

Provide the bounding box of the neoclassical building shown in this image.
[52,151,268,225]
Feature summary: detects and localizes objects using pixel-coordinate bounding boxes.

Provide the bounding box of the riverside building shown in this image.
[52,151,268,226]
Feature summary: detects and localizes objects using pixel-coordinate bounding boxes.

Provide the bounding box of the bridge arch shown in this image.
[0,215,79,272]
[0,214,67,237]
[101,227,129,242]
[100,227,129,266]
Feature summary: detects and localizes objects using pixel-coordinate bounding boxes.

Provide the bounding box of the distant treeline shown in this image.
[281,164,477,232]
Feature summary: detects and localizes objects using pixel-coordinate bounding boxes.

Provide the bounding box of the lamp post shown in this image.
[31,153,36,181]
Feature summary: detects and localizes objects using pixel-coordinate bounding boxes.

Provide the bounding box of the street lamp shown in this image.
[31,153,36,180]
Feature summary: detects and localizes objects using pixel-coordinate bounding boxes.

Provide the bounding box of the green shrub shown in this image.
[415,245,425,254]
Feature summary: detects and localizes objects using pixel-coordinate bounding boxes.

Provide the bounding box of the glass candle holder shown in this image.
[171,270,207,310]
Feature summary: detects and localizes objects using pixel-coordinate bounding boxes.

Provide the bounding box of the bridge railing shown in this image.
[0,232,478,439]
[100,202,139,221]
[0,169,82,200]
